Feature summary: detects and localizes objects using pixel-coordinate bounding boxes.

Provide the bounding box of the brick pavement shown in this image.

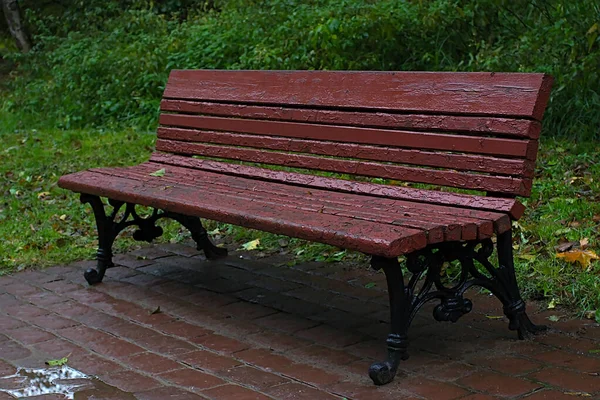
[0,243,599,399]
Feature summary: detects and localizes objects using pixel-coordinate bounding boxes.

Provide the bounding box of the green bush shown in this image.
[3,0,599,138]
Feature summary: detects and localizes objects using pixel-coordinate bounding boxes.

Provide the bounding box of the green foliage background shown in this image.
[1,0,599,138]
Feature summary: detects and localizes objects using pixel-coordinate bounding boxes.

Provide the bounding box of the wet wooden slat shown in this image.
[159,114,537,160]
[159,100,542,139]
[58,171,428,257]
[164,70,553,121]
[157,127,535,177]
[155,140,532,196]
[150,152,525,220]
[96,163,493,241]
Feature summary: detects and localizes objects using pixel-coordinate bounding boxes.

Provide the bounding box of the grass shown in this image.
[1,114,599,315]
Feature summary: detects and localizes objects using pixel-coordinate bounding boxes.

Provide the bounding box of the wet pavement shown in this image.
[1,242,599,399]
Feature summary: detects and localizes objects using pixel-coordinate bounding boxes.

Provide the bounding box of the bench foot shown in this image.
[369,333,408,385]
[80,195,226,284]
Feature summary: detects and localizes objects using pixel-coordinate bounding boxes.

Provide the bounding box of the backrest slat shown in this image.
[157,127,534,177]
[158,70,553,197]
[160,99,541,139]
[164,70,552,120]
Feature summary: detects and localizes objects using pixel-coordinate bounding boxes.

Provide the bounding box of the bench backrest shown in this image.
[156,70,552,197]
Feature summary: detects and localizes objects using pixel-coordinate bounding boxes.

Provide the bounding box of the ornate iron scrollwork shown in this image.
[369,231,545,385]
[80,194,227,285]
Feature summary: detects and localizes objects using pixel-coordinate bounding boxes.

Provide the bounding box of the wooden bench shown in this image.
[58,70,553,385]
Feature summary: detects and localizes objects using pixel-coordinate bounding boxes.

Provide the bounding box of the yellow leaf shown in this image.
[556,249,600,269]
[59,214,67,221]
[241,239,260,251]
[580,238,589,249]
[37,191,51,199]
[548,298,557,309]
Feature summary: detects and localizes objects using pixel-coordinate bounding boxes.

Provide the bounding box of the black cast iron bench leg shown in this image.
[368,229,546,385]
[80,194,227,285]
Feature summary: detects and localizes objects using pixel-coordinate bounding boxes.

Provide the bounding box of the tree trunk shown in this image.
[1,0,31,53]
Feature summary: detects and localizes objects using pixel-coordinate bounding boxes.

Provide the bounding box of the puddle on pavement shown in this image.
[0,365,135,399]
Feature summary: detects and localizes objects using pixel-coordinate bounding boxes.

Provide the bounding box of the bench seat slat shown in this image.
[160,99,542,139]
[157,127,535,177]
[95,162,497,241]
[164,70,552,120]
[58,170,429,257]
[155,139,532,196]
[150,153,525,220]
[159,114,537,160]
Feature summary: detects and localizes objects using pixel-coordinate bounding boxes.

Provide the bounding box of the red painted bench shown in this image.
[59,70,553,385]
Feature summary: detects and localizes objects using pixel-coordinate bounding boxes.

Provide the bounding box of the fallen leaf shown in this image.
[555,241,578,253]
[45,356,69,366]
[37,191,51,200]
[150,306,161,315]
[547,298,557,309]
[583,310,596,320]
[241,239,260,251]
[485,315,504,319]
[556,249,600,269]
[563,391,591,397]
[580,238,589,249]
[59,214,67,221]
[588,349,600,354]
[149,168,166,177]
[548,315,560,322]
[208,228,221,235]
[364,282,376,289]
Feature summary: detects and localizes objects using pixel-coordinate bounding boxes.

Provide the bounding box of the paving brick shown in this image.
[253,312,320,334]
[246,275,303,293]
[123,352,182,374]
[235,348,295,371]
[195,333,250,354]
[295,324,366,348]
[458,395,500,400]
[234,288,324,317]
[220,301,278,320]
[202,384,273,400]
[32,337,81,357]
[247,330,311,352]
[159,368,225,392]
[523,389,594,399]
[288,344,361,367]
[402,377,471,400]
[113,253,156,269]
[458,371,541,397]
[0,338,31,360]
[415,361,478,381]
[6,326,56,345]
[0,359,17,375]
[285,286,335,305]
[99,370,162,393]
[221,366,289,390]
[197,277,252,294]
[130,247,174,260]
[158,242,204,257]
[133,331,198,356]
[2,281,43,297]
[182,289,238,307]
[0,313,27,330]
[28,313,80,330]
[469,355,542,375]
[5,303,47,319]
[529,367,600,393]
[155,320,212,340]
[309,309,372,330]
[265,382,340,400]
[328,295,382,316]
[328,381,419,400]
[42,279,84,294]
[67,351,126,375]
[278,363,343,387]
[179,350,242,372]
[529,349,600,372]
[135,387,205,399]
